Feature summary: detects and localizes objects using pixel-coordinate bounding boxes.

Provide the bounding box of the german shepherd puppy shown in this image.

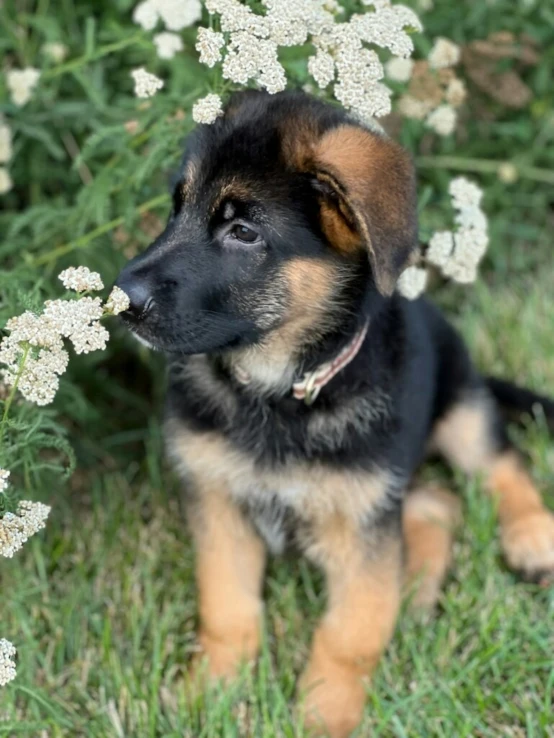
[116,90,554,737]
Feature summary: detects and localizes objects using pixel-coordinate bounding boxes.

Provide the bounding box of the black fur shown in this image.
[116,89,551,550]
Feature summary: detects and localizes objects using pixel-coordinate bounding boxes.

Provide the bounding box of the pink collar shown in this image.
[234,321,369,405]
[292,321,369,404]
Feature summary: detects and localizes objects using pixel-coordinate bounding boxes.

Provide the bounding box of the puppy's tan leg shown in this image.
[403,485,462,609]
[299,521,401,738]
[433,394,554,581]
[190,484,266,680]
[487,452,554,579]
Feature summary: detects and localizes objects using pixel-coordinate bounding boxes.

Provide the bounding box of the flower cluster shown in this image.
[131,0,198,78]
[194,0,422,124]
[192,93,224,124]
[59,266,104,292]
[397,265,428,300]
[133,0,202,32]
[42,42,68,63]
[131,68,164,99]
[0,115,14,196]
[0,269,129,406]
[6,68,41,107]
[0,499,51,559]
[398,177,489,300]
[394,37,466,136]
[105,286,131,315]
[0,640,16,687]
[0,469,9,493]
[426,177,489,283]
[153,32,184,59]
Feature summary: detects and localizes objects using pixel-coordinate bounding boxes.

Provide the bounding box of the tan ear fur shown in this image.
[313,125,418,296]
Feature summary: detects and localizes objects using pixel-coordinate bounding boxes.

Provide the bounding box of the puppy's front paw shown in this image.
[501,510,554,583]
[298,665,366,738]
[188,631,254,688]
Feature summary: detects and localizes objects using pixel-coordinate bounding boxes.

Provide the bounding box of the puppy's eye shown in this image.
[231,224,259,243]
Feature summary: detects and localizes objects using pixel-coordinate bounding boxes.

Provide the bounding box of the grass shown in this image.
[2,266,554,738]
[2,0,554,735]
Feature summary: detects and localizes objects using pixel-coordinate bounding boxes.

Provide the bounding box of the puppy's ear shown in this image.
[312,125,418,296]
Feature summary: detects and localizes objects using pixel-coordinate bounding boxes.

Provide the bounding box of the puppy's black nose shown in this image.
[115,274,153,319]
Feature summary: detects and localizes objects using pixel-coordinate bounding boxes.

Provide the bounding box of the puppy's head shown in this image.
[116,90,417,356]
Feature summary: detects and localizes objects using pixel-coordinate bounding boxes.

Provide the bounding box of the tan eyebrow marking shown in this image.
[210,180,253,215]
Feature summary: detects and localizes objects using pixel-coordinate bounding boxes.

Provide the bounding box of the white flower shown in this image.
[425,178,488,287]
[449,176,483,209]
[0,470,9,494]
[105,287,131,316]
[428,37,460,69]
[398,94,433,120]
[42,42,68,63]
[0,501,51,558]
[0,267,119,405]
[59,266,104,293]
[131,68,164,99]
[397,266,428,300]
[198,0,423,118]
[192,93,224,124]
[0,323,69,405]
[158,0,202,31]
[445,78,466,107]
[0,119,13,164]
[351,4,422,57]
[153,31,184,59]
[6,68,40,107]
[4,311,64,351]
[0,639,16,687]
[427,231,454,268]
[0,168,12,195]
[425,104,457,136]
[134,0,202,31]
[43,298,108,355]
[385,56,413,83]
[308,50,335,89]
[222,32,286,92]
[196,27,225,68]
[133,0,160,30]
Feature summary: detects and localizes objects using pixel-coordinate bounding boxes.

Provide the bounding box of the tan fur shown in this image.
[226,257,344,393]
[312,125,416,295]
[210,179,257,214]
[299,534,401,738]
[486,452,554,576]
[280,118,416,295]
[431,396,495,472]
[167,419,400,529]
[403,485,462,609]
[319,200,361,255]
[190,482,266,680]
[432,398,554,578]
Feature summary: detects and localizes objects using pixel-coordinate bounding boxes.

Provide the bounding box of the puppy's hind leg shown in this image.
[432,389,554,583]
[403,484,462,610]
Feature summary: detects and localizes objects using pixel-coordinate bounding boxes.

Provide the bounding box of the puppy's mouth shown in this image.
[119,309,255,356]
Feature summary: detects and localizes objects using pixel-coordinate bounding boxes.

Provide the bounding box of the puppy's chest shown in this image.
[167,418,399,554]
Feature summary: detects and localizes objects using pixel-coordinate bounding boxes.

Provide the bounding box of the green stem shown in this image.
[415,156,554,185]
[0,344,30,450]
[42,32,146,79]
[30,193,170,267]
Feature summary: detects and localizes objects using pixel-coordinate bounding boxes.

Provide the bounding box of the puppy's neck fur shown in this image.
[223,312,368,398]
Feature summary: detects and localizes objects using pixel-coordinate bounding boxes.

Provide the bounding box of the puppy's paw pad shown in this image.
[501,511,554,581]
